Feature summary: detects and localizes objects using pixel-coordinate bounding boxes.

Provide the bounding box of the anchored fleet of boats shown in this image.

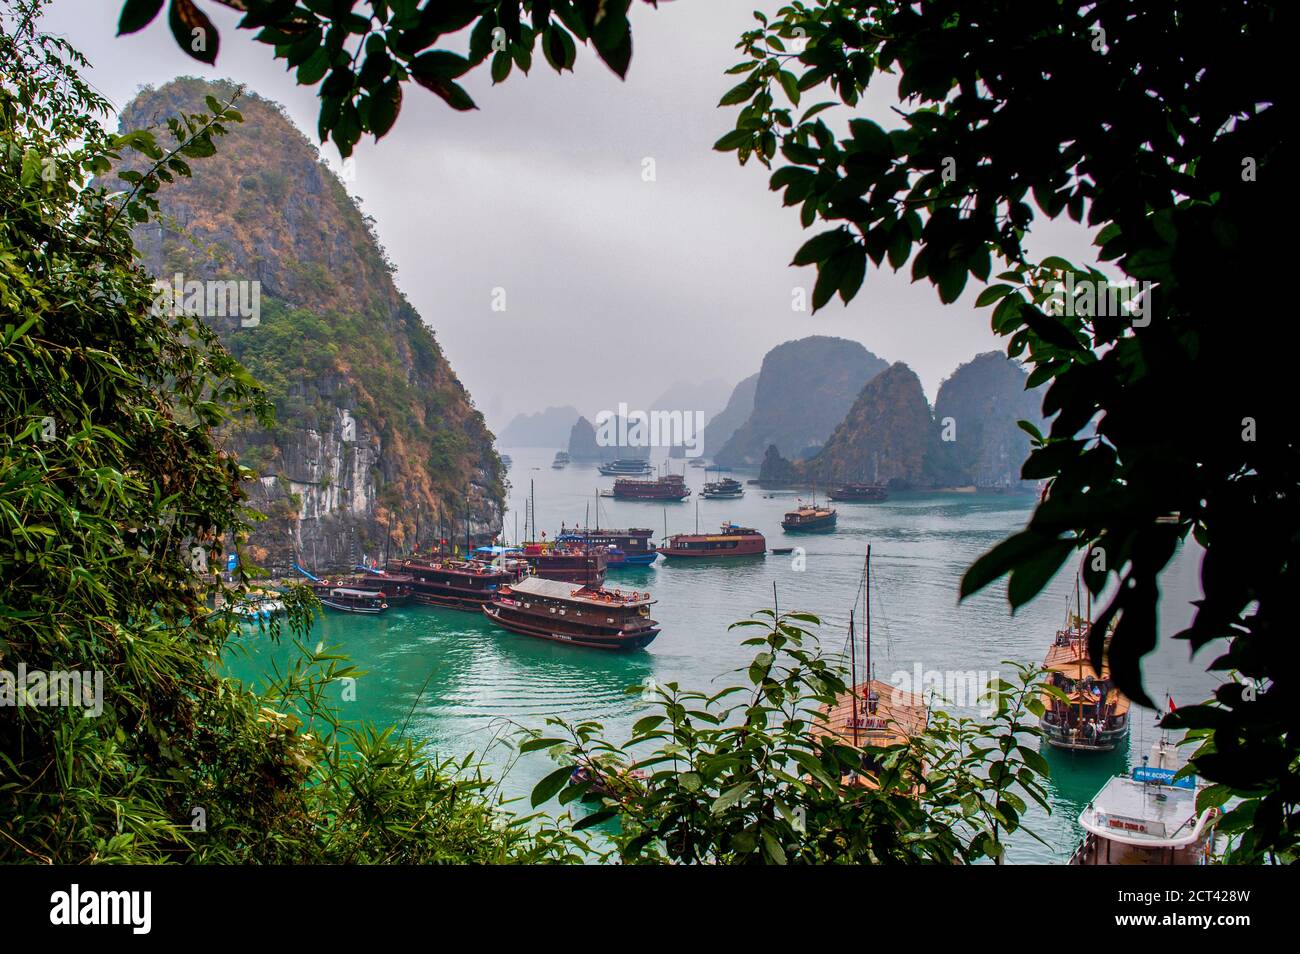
[254,453,1211,862]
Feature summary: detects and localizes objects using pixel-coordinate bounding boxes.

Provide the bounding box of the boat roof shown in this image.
[1043,642,1110,677]
[1080,773,1212,847]
[473,545,522,555]
[670,525,762,540]
[813,678,929,748]
[508,576,652,606]
[329,587,382,597]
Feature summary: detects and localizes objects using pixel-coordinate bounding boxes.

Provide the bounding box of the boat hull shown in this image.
[1041,720,1130,752]
[321,600,386,614]
[782,514,838,532]
[482,604,659,651]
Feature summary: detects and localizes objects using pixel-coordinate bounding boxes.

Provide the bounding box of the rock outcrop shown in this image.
[715,336,887,467]
[933,352,1044,489]
[114,78,503,571]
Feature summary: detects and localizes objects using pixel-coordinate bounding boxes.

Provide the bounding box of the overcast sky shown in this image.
[44,0,1100,431]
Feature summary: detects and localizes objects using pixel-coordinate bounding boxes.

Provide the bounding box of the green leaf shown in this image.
[517,736,568,754]
[530,765,574,807]
[719,79,760,107]
[711,781,751,814]
[777,70,801,106]
[491,50,513,84]
[632,715,666,735]
[791,228,852,267]
[975,284,1014,307]
[118,0,165,35]
[168,0,219,66]
[961,531,1072,600]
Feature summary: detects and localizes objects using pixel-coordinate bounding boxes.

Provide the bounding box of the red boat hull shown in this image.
[482,604,659,651]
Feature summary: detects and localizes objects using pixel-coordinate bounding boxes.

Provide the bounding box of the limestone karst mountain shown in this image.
[715,336,888,467]
[933,352,1044,489]
[113,78,502,569]
[498,406,582,447]
[699,373,759,461]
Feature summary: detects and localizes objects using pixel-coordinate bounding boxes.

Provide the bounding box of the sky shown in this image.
[41,0,1102,431]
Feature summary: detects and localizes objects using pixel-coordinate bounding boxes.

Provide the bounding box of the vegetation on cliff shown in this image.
[806,362,958,489]
[111,77,502,567]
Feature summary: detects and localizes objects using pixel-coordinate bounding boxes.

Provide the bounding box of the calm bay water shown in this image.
[227,446,1218,863]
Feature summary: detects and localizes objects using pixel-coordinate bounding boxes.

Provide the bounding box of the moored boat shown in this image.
[229,591,286,621]
[320,586,388,614]
[1070,739,1218,865]
[557,527,658,565]
[519,541,608,585]
[1040,576,1131,752]
[612,473,690,501]
[781,500,837,532]
[659,522,766,559]
[828,482,889,502]
[482,577,660,650]
[700,477,744,499]
[386,557,513,611]
[597,457,653,476]
[552,450,570,469]
[812,546,929,786]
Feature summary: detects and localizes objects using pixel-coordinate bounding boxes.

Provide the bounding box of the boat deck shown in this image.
[813,678,928,748]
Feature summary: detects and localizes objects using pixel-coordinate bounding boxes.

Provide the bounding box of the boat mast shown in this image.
[849,608,859,747]
[865,544,873,713]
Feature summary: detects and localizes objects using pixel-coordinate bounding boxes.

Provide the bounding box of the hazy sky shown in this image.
[44,0,1100,431]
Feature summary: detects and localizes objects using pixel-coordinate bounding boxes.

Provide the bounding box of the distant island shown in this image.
[497,406,581,447]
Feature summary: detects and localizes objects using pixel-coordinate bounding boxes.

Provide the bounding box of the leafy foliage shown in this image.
[527,608,1051,864]
[0,1,572,864]
[717,1,1292,861]
[116,0,665,155]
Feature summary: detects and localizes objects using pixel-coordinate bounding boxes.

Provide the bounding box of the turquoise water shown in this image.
[227,447,1218,863]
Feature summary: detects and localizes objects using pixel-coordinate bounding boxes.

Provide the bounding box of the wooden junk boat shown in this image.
[319,586,388,614]
[781,498,838,532]
[518,540,608,585]
[812,545,928,784]
[557,527,658,566]
[828,482,889,503]
[385,557,513,612]
[612,473,690,501]
[660,522,766,559]
[483,577,661,650]
[1040,576,1131,752]
[1070,738,1218,865]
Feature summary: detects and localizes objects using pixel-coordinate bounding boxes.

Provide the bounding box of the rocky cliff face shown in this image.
[715,337,888,467]
[933,352,1043,489]
[114,78,503,571]
[802,362,958,488]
